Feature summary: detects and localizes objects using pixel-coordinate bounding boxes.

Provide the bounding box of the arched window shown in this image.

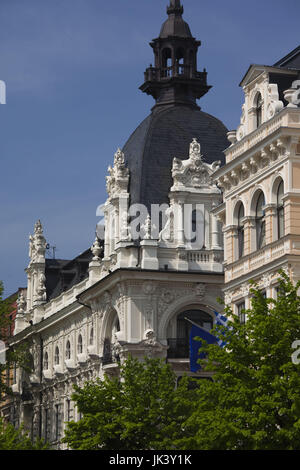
[162,48,172,77]
[43,352,48,370]
[54,347,60,365]
[77,335,83,355]
[277,180,284,239]
[89,328,94,346]
[237,203,245,258]
[256,192,266,249]
[175,47,185,75]
[65,341,71,360]
[256,93,263,128]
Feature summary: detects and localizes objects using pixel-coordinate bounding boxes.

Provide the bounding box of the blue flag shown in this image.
[189,311,230,372]
[214,310,229,328]
[213,310,231,348]
[189,324,218,372]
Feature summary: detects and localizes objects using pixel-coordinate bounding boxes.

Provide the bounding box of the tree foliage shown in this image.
[177,271,300,450]
[63,356,198,450]
[0,282,31,401]
[0,417,48,450]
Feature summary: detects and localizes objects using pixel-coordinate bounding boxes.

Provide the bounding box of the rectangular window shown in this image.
[275,285,285,299]
[278,207,284,239]
[55,404,62,442]
[13,363,17,385]
[66,399,73,422]
[44,409,49,442]
[237,302,246,324]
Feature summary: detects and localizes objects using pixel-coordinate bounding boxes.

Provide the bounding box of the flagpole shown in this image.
[184,317,204,329]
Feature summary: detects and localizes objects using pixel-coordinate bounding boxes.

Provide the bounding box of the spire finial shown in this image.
[167,0,183,16]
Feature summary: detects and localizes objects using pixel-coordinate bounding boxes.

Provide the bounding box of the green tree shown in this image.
[63,356,197,450]
[0,281,16,399]
[0,417,48,450]
[177,271,300,450]
[1,282,31,401]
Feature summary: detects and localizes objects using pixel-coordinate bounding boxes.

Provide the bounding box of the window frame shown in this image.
[277,180,285,239]
[256,92,263,128]
[255,192,266,250]
[54,346,60,365]
[237,301,246,325]
[77,334,83,355]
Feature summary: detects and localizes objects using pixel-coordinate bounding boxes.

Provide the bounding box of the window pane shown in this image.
[256,93,263,128]
[238,227,244,257]
[277,180,284,205]
[278,207,284,238]
[256,192,265,218]
[237,302,246,324]
[238,204,244,224]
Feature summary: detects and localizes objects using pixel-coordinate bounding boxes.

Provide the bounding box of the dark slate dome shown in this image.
[123,105,229,210]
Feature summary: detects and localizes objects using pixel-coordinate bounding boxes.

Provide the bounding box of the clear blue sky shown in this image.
[0,0,299,296]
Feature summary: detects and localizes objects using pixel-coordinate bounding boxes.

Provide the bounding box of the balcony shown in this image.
[226,237,287,282]
[225,107,300,163]
[144,65,207,83]
[167,338,189,359]
[101,340,120,366]
[102,352,114,366]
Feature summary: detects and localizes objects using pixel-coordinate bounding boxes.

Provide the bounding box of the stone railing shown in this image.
[187,251,211,263]
[43,278,90,320]
[225,238,286,281]
[187,249,223,272]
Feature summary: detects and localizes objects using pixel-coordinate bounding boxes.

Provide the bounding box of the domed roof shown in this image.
[159,15,192,39]
[159,0,192,38]
[123,105,229,210]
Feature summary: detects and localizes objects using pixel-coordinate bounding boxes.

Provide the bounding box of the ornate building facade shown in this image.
[214,46,300,316]
[2,0,300,448]
[3,1,228,447]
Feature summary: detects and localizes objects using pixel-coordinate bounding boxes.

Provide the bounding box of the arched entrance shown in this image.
[102,310,120,365]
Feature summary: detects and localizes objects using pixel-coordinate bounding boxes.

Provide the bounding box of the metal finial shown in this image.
[167,0,183,15]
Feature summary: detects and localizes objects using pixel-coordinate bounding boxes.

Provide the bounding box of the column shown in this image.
[242,216,256,255]
[211,213,221,250]
[264,204,277,245]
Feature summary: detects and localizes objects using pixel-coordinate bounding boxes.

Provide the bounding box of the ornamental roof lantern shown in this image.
[140,0,210,109]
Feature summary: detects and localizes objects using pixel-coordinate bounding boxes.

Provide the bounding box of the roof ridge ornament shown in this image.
[171,138,221,192]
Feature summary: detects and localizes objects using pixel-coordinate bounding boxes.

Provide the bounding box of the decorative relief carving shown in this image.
[106,148,130,199]
[236,80,283,143]
[224,291,233,305]
[171,138,221,192]
[17,291,26,314]
[36,273,47,303]
[29,220,47,265]
[157,285,197,321]
[260,273,272,289]
[283,80,300,108]
[161,289,175,304]
[219,137,288,193]
[142,281,156,295]
[195,283,205,299]
[266,84,284,119]
[240,283,250,298]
